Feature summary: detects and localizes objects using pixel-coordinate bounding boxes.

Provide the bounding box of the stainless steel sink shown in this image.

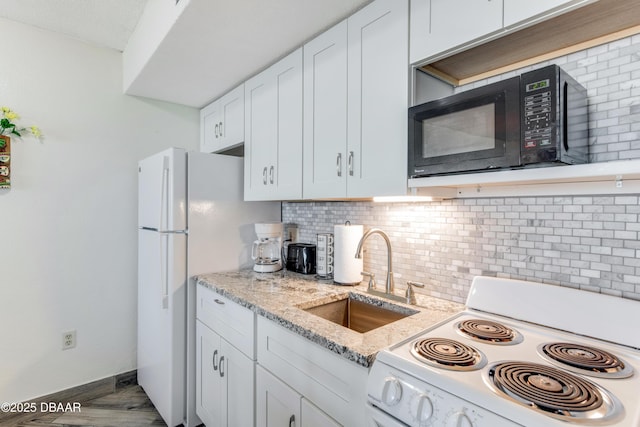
[302,293,418,333]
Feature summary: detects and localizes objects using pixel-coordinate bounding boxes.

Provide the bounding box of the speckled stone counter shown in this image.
[195,269,464,368]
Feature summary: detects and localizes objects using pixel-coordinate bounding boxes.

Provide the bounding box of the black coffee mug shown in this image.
[285,243,316,274]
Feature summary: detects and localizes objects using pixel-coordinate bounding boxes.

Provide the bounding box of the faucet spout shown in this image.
[354,228,395,294]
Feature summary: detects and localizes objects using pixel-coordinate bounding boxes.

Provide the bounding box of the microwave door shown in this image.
[410,76,521,177]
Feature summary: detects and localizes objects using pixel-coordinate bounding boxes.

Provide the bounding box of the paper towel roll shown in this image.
[333,224,363,285]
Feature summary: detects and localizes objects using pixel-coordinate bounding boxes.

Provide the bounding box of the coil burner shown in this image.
[410,338,486,371]
[539,342,634,379]
[486,361,621,423]
[456,318,523,345]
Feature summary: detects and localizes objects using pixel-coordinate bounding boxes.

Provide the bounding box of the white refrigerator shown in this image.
[137,147,280,427]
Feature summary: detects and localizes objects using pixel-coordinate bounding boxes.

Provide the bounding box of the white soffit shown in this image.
[124,0,372,107]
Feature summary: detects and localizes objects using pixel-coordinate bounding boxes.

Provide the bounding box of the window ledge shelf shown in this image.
[408,159,640,199]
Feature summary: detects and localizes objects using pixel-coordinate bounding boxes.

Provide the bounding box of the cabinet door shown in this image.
[346,0,409,198]
[196,321,222,427]
[200,84,244,153]
[272,48,303,200]
[503,0,591,28]
[303,21,348,199]
[221,338,255,427]
[219,84,245,150]
[410,0,503,64]
[200,100,222,153]
[301,398,341,427]
[256,365,301,427]
[245,49,303,201]
[244,68,277,200]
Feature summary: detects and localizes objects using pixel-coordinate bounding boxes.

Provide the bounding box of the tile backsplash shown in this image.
[283,34,640,304]
[283,196,640,303]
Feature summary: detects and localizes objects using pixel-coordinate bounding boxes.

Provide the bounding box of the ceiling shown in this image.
[0,0,372,108]
[0,0,147,51]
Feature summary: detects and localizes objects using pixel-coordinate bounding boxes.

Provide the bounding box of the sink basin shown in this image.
[302,293,418,333]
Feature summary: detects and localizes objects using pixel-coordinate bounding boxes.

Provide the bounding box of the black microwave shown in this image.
[409,65,589,178]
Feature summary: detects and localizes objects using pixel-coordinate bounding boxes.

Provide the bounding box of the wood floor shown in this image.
[0,372,168,427]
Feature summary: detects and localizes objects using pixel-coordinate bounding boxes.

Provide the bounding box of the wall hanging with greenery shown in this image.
[0,106,42,189]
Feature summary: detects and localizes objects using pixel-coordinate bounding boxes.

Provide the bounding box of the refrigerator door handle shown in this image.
[160,233,169,310]
[159,156,170,232]
[140,227,187,235]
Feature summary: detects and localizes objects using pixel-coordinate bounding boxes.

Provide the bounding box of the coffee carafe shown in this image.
[252,222,283,273]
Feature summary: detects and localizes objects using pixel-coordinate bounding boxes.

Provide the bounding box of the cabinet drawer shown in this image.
[257,317,367,426]
[197,285,255,359]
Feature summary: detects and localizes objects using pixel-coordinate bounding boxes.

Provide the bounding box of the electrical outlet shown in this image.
[62,330,76,350]
[288,226,299,242]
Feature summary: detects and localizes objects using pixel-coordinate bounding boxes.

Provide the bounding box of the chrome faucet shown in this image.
[355,228,395,295]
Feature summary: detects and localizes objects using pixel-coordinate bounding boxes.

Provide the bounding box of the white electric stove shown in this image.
[367,277,640,426]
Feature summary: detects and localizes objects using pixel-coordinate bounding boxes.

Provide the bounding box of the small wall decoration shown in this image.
[0,106,42,189]
[0,135,10,188]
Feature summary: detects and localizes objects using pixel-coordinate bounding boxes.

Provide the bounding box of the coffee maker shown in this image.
[251,222,283,272]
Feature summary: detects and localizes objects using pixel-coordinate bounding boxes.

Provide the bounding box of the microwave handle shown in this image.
[563,81,569,152]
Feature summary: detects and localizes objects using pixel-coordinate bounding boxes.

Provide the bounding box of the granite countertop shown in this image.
[195,269,464,368]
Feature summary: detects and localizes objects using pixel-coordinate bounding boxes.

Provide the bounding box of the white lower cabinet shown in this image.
[256,317,368,427]
[257,366,340,427]
[301,398,341,427]
[196,286,256,426]
[196,321,254,427]
[256,366,300,427]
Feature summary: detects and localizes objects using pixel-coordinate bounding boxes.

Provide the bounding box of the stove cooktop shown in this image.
[367,277,640,427]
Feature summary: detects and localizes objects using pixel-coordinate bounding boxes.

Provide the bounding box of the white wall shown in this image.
[0,18,199,403]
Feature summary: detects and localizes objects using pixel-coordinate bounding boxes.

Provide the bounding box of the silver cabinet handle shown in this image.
[219,355,225,377]
[269,165,274,184]
[336,153,342,177]
[212,349,218,371]
[262,167,268,185]
[214,298,225,305]
[219,121,223,137]
[289,414,295,427]
[348,151,354,176]
[214,123,219,138]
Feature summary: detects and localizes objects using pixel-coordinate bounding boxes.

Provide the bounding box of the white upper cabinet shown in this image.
[410,0,503,64]
[200,84,244,153]
[503,0,594,28]
[303,0,409,199]
[302,21,349,198]
[244,49,303,201]
[410,0,597,65]
[347,0,409,198]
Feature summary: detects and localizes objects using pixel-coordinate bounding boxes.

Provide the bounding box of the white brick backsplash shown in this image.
[283,195,640,303]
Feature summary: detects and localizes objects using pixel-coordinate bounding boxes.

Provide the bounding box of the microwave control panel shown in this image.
[523,80,553,150]
[520,66,563,165]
